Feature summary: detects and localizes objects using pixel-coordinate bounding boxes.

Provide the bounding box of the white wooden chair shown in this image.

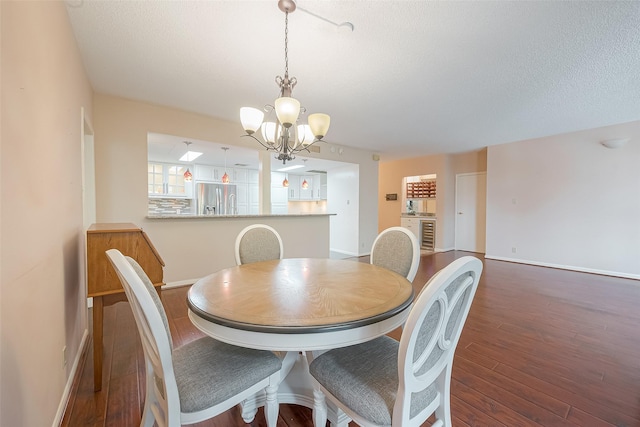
[370,226,421,282]
[234,224,284,265]
[309,256,483,427]
[106,249,282,427]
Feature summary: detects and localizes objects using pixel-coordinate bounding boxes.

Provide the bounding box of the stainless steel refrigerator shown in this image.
[196,182,238,215]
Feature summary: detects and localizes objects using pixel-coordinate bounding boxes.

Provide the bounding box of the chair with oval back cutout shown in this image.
[106,248,282,427]
[309,256,483,427]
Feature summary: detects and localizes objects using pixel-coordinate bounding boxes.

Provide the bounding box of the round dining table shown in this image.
[187,258,414,426]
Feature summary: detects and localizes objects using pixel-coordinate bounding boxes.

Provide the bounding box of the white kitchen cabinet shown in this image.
[148,162,192,198]
[316,173,327,200]
[248,169,259,184]
[287,175,300,200]
[236,182,249,215]
[249,184,259,214]
[312,175,323,200]
[400,217,421,241]
[233,168,248,183]
[240,168,260,215]
[194,164,214,182]
[271,172,288,214]
[284,174,325,201]
[299,175,313,200]
[247,169,259,214]
[194,164,229,183]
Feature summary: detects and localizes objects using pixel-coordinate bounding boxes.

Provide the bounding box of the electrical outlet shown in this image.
[511,247,517,253]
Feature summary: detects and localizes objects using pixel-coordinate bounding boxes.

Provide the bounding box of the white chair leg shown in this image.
[240,394,259,423]
[264,383,279,427]
[312,388,328,427]
[434,371,453,427]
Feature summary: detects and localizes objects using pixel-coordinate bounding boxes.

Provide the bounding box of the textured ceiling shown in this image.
[66,0,640,162]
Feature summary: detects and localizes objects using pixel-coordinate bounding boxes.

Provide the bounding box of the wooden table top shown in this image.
[187,258,414,333]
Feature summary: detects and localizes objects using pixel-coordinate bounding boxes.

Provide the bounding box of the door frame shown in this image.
[454,172,487,253]
[81,107,96,308]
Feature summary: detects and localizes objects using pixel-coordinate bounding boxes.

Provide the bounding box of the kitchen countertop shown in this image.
[147,213,335,219]
[401,214,437,219]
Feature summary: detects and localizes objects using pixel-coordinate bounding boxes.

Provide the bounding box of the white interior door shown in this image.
[455,172,487,253]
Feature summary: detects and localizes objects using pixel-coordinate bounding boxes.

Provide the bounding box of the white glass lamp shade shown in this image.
[297,124,314,146]
[274,97,301,128]
[240,107,264,135]
[261,121,279,145]
[308,113,330,140]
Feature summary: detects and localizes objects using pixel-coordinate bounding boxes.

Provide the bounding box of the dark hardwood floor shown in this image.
[62,251,640,426]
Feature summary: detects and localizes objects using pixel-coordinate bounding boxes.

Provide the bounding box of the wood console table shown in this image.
[87,223,165,391]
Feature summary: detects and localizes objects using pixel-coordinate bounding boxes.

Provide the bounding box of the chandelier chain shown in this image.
[284,11,289,79]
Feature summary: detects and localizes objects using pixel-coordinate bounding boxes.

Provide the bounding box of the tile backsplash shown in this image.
[148,198,192,215]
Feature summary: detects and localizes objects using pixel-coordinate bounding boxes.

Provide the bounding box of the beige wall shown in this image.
[486,121,639,278]
[93,94,379,282]
[1,2,93,425]
[378,150,487,250]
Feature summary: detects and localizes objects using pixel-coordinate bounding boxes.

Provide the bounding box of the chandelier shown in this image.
[240,0,330,164]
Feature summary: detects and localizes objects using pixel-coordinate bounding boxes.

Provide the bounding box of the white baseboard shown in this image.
[435,247,455,253]
[484,255,640,281]
[53,329,89,427]
[330,248,360,257]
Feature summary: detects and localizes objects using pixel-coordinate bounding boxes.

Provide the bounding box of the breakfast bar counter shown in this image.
[146,213,335,219]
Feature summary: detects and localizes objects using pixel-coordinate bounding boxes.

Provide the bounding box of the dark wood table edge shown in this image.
[186,291,414,334]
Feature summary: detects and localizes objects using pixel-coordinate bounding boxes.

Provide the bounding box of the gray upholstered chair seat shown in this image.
[310,336,437,426]
[173,337,282,414]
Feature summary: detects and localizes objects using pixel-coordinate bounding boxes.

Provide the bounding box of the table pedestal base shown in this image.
[246,351,350,427]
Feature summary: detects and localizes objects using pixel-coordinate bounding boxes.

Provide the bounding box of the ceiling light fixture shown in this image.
[184,168,193,182]
[277,164,305,172]
[300,159,309,188]
[179,141,203,162]
[182,141,195,182]
[240,0,331,164]
[221,147,230,183]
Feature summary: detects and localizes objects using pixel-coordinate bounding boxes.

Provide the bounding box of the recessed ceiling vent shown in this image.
[307,170,327,174]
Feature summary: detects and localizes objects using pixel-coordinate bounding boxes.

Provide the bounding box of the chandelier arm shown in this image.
[241,134,276,151]
[292,138,322,154]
